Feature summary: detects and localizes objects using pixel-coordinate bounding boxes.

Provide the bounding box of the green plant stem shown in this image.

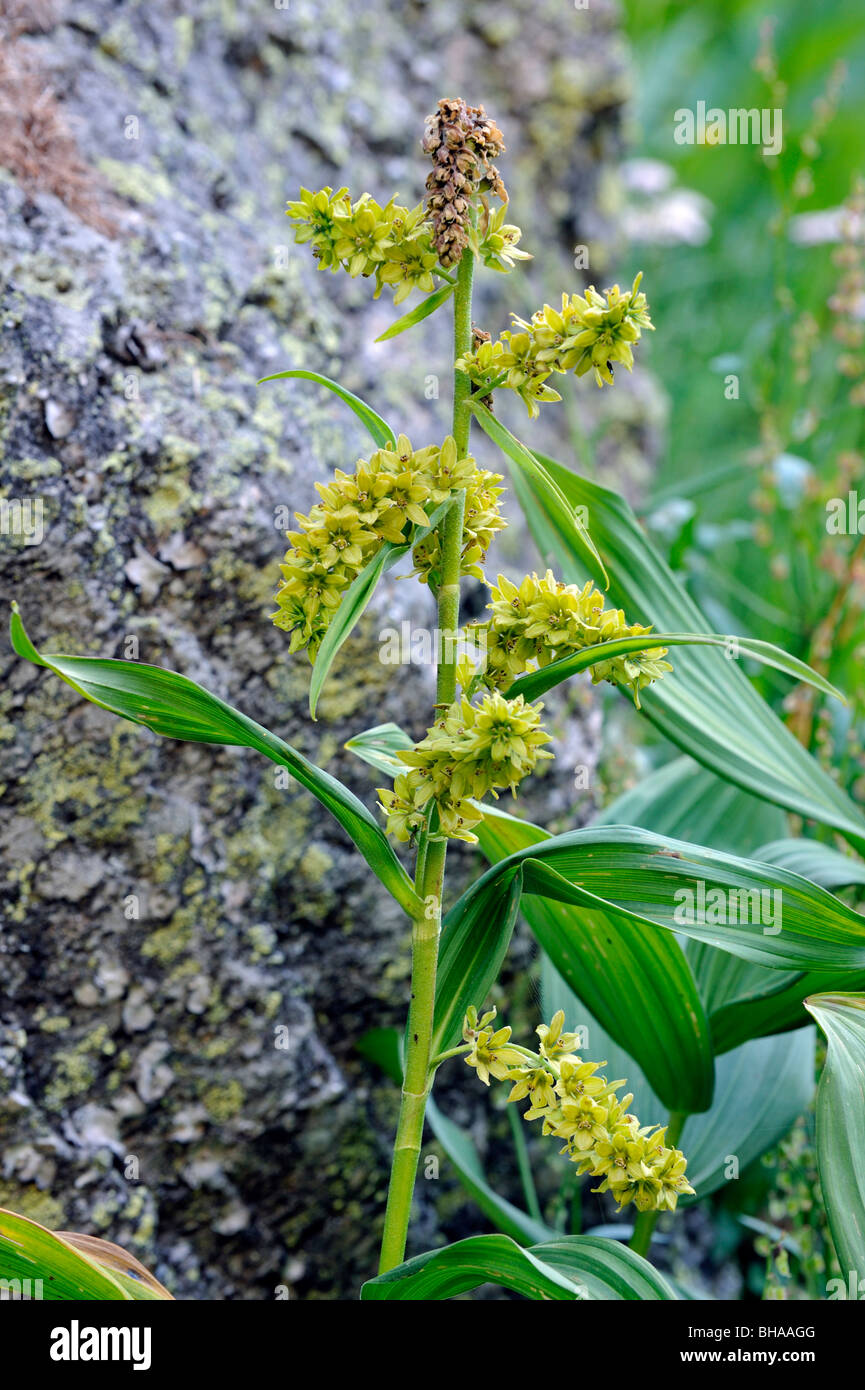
[377,238,475,1274]
[628,1110,687,1259]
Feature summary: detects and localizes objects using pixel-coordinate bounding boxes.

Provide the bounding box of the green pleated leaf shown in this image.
[804,993,865,1284]
[257,368,395,449]
[455,820,865,973]
[508,448,865,852]
[10,606,421,919]
[477,806,714,1114]
[361,1233,676,1300]
[689,828,865,1052]
[55,1233,173,1301]
[0,1209,131,1300]
[469,402,608,585]
[374,282,455,342]
[756,839,865,893]
[529,1237,678,1300]
[679,1027,815,1197]
[504,631,842,706]
[345,721,414,777]
[703,962,865,1055]
[432,865,523,1057]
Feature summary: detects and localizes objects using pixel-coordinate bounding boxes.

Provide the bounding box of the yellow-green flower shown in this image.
[377,690,551,845]
[285,185,351,271]
[474,569,672,706]
[462,1007,694,1214]
[273,434,473,659]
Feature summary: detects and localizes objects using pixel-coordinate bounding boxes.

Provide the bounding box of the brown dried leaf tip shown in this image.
[422,98,506,267]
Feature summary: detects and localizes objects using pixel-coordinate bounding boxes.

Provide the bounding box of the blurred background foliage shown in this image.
[555,0,865,1299]
[600,0,865,809]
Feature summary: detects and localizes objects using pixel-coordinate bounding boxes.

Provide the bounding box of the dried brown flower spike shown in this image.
[422,97,507,266]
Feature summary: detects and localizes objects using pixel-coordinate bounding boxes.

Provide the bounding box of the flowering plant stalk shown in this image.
[7,97,865,1304]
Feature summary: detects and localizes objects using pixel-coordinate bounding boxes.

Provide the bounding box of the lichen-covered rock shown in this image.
[1,0,629,1298]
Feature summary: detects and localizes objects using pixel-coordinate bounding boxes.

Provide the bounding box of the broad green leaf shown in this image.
[504,632,842,706]
[757,839,865,893]
[10,607,421,919]
[361,1233,677,1300]
[704,962,865,1055]
[529,1237,678,1300]
[55,1232,173,1301]
[477,806,714,1113]
[345,722,414,777]
[309,498,452,719]
[257,368,394,449]
[457,820,865,973]
[374,283,455,342]
[509,449,865,852]
[804,993,865,1283]
[678,1027,815,1197]
[595,755,787,858]
[362,1234,583,1300]
[690,829,865,1050]
[469,402,608,585]
[0,1209,131,1300]
[432,865,523,1057]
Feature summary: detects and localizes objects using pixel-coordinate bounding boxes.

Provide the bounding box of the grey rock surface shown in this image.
[0,0,636,1298]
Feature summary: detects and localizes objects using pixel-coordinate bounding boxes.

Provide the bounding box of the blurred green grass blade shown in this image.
[509,448,865,852]
[426,1097,556,1245]
[10,606,421,919]
[256,368,395,448]
[361,1233,677,1300]
[504,631,844,705]
[477,806,714,1113]
[0,1209,131,1300]
[805,993,865,1284]
[374,283,454,342]
[469,403,608,585]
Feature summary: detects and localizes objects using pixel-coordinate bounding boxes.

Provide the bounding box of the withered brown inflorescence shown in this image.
[422,98,507,267]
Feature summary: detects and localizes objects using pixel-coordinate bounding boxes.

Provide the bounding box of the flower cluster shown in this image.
[377,691,552,843]
[422,98,507,267]
[285,188,439,303]
[464,1008,695,1214]
[410,466,507,589]
[456,273,654,416]
[477,204,532,273]
[273,435,474,658]
[474,570,672,706]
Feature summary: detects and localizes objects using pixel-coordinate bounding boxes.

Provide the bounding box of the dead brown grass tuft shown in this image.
[0,10,120,237]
